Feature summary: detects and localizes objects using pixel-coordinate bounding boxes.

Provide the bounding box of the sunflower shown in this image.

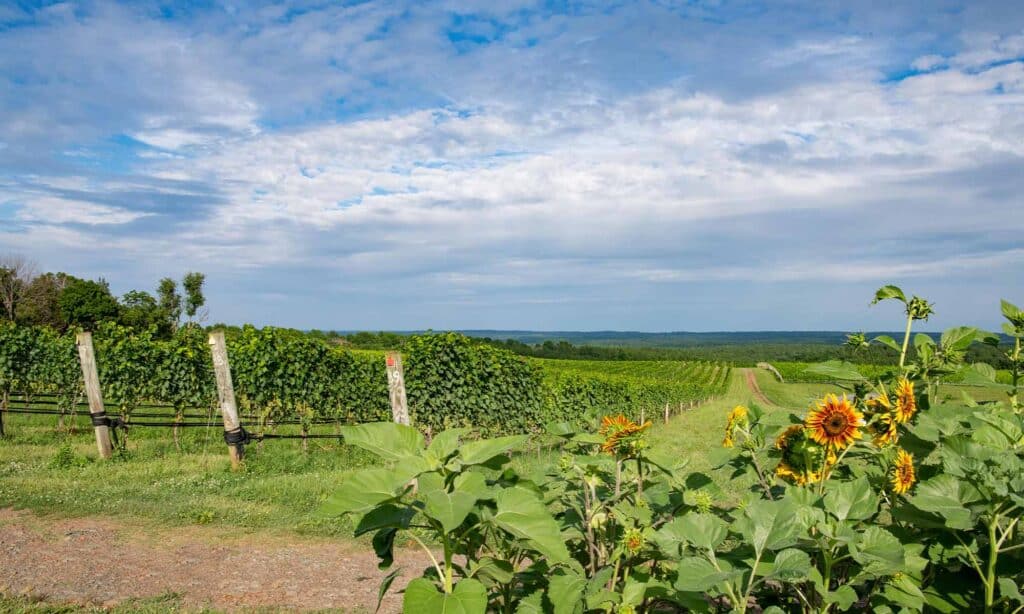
[622,527,645,554]
[891,448,916,494]
[599,415,651,456]
[871,411,899,447]
[722,405,749,448]
[806,394,864,450]
[774,425,825,486]
[893,378,917,423]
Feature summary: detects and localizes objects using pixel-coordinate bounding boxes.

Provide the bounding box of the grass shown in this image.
[0,592,367,613]
[0,409,380,537]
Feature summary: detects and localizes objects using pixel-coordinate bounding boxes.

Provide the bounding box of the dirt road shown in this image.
[743,369,774,406]
[0,508,424,612]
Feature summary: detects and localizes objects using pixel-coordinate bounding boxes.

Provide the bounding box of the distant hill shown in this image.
[455,330,907,348]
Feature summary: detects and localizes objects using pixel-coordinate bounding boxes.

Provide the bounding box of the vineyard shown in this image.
[0,324,728,445]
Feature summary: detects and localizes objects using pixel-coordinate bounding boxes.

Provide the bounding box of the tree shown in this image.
[182,272,206,322]
[57,278,120,329]
[157,278,182,332]
[0,254,38,321]
[119,290,164,332]
[18,272,75,328]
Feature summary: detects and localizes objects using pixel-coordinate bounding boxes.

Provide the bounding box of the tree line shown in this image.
[0,254,206,339]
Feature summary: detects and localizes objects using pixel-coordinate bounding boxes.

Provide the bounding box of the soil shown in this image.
[0,508,428,612]
[743,369,774,406]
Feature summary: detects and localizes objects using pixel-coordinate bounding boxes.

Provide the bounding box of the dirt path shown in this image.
[0,508,426,612]
[743,369,774,406]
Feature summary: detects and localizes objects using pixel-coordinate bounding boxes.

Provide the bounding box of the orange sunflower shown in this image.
[893,378,917,423]
[891,448,916,494]
[806,394,864,450]
[599,415,651,456]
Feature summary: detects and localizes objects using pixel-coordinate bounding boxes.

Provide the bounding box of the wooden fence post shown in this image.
[385,352,410,426]
[208,331,243,469]
[664,402,670,424]
[75,332,113,459]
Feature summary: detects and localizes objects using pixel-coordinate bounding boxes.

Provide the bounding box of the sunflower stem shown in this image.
[899,313,914,371]
[984,514,1000,614]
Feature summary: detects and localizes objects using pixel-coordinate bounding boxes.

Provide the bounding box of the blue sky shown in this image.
[0,0,1022,331]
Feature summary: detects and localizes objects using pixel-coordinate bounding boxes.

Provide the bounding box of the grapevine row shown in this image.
[1,324,728,437]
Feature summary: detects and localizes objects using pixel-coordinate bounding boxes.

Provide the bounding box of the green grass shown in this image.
[0,409,380,537]
[0,592,366,613]
[646,369,791,502]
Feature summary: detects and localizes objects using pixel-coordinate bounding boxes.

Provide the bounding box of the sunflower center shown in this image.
[825,415,848,435]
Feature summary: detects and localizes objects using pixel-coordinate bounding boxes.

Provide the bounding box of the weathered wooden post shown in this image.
[664,402,670,424]
[75,332,113,459]
[208,331,244,469]
[385,352,410,425]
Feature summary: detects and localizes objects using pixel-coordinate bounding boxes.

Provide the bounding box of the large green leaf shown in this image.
[872,335,901,353]
[959,363,1014,390]
[1002,299,1024,327]
[320,468,411,515]
[424,488,478,533]
[354,503,416,537]
[453,471,491,500]
[909,474,979,530]
[458,435,528,466]
[659,513,728,551]
[428,428,471,461]
[733,499,801,556]
[514,590,544,614]
[341,422,424,461]
[850,526,904,576]
[402,578,488,614]
[940,326,979,352]
[824,585,858,610]
[547,570,586,614]
[765,548,811,582]
[872,285,907,304]
[823,476,878,522]
[493,486,572,564]
[673,557,736,592]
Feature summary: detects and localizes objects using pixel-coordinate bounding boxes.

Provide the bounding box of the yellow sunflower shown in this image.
[872,411,899,447]
[893,379,917,423]
[806,394,864,450]
[599,415,651,456]
[891,448,916,494]
[774,425,824,486]
[722,405,749,448]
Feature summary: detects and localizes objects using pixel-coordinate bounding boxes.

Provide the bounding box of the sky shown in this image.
[0,0,1022,332]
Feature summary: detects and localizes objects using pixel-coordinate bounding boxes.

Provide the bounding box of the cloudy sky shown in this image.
[1,1,1022,331]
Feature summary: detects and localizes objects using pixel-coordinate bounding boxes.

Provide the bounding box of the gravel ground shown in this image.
[0,508,426,612]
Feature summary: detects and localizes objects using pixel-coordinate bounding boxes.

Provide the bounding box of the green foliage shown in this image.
[50,441,88,468]
[182,272,206,320]
[331,289,1024,614]
[57,278,119,328]
[405,332,546,435]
